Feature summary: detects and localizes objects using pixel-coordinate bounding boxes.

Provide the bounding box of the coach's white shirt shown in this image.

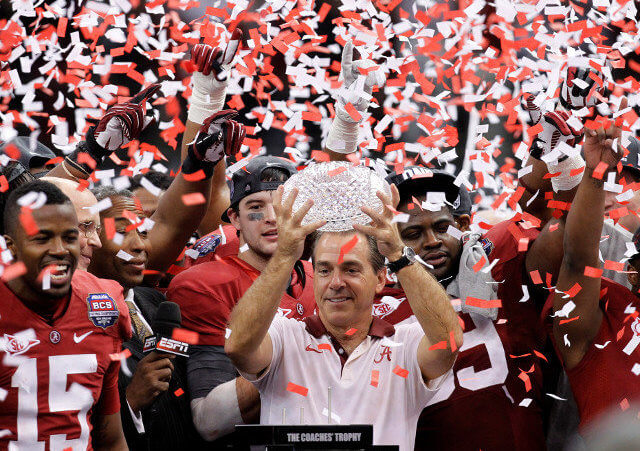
[240,315,451,451]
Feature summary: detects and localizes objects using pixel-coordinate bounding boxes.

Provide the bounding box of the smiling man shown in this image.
[44,177,102,271]
[167,156,318,444]
[0,180,130,450]
[224,185,461,450]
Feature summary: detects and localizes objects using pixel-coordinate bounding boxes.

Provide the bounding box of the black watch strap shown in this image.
[387,255,411,273]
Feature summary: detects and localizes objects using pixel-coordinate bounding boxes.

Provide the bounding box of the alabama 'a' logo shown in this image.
[87,293,120,329]
[374,346,392,363]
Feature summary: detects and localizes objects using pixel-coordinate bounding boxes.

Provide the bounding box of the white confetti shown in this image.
[116,250,134,262]
[239,244,249,253]
[594,341,611,349]
[519,398,532,407]
[545,393,567,401]
[632,363,640,376]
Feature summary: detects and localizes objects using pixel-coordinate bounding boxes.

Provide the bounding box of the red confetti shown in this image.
[584,266,603,278]
[393,365,409,378]
[620,398,630,411]
[428,341,448,351]
[182,170,207,182]
[472,256,486,273]
[533,350,548,362]
[344,103,362,122]
[337,234,359,264]
[1,262,27,282]
[591,162,609,180]
[318,343,332,352]
[566,283,582,298]
[181,192,206,206]
[370,370,379,387]
[465,297,502,309]
[103,217,115,240]
[109,349,131,361]
[174,388,184,397]
[529,270,543,284]
[345,328,357,336]
[603,260,624,272]
[449,330,457,353]
[286,382,309,397]
[518,371,532,392]
[328,166,348,177]
[559,316,580,325]
[19,208,39,236]
[0,175,8,193]
[518,238,530,252]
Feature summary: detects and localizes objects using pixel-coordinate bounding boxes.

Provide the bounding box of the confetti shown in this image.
[337,235,359,264]
[370,370,379,387]
[345,328,357,336]
[116,250,134,262]
[109,349,131,361]
[393,365,409,378]
[286,382,309,397]
[181,192,207,206]
[584,266,603,278]
[174,388,184,397]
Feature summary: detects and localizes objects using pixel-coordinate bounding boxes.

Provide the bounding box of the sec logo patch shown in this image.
[87,293,119,329]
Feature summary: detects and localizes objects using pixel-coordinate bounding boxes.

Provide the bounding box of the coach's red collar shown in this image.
[304,314,395,339]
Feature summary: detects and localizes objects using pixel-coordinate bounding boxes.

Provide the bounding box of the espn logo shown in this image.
[156,337,189,357]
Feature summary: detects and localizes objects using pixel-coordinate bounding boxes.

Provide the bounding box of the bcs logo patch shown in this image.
[3,334,40,356]
[192,234,222,258]
[87,293,120,329]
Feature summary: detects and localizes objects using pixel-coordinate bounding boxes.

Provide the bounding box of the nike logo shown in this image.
[305,345,322,353]
[73,331,93,343]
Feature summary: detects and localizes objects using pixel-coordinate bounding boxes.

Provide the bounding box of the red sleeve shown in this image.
[95,359,122,416]
[167,263,239,346]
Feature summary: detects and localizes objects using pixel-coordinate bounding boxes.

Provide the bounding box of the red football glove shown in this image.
[93,84,160,151]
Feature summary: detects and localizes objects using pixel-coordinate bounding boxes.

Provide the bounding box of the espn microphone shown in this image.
[142,301,190,357]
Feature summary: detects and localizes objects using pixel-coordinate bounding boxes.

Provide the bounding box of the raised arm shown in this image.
[354,185,462,381]
[553,99,626,369]
[48,84,160,181]
[180,32,242,234]
[147,111,245,272]
[325,41,384,161]
[225,187,324,375]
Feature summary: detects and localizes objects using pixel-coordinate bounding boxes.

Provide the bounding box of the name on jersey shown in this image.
[87,293,119,329]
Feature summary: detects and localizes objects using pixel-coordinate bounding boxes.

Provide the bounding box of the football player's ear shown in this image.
[455,214,471,232]
[4,235,16,260]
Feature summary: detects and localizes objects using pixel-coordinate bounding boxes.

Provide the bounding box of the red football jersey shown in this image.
[183,225,240,268]
[0,270,131,450]
[547,278,640,428]
[373,220,548,450]
[167,256,316,346]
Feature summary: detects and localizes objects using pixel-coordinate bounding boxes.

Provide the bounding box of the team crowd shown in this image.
[2,1,640,450]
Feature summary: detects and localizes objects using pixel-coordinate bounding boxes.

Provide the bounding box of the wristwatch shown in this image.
[387,246,417,273]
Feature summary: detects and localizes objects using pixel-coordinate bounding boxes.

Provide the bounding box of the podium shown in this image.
[233,424,398,450]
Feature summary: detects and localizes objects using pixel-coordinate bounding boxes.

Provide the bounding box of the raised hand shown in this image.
[353,184,405,261]
[560,66,605,111]
[93,84,160,151]
[525,94,583,159]
[336,40,384,118]
[583,98,627,173]
[189,110,246,164]
[188,30,243,124]
[272,186,326,261]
